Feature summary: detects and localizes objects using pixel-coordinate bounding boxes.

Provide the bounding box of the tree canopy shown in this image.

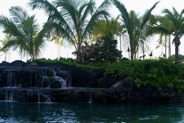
[0,6,50,59]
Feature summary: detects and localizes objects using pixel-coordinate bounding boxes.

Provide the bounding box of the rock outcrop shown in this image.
[0,60,182,103]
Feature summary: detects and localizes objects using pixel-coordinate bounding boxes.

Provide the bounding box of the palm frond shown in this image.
[83,0,111,38]
[140,1,160,31]
[111,0,132,38]
[0,16,24,37]
[9,6,28,24]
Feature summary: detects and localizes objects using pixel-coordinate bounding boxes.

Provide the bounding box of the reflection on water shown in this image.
[0,102,184,123]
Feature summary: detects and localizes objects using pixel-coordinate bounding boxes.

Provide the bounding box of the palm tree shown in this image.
[0,34,11,61]
[50,32,64,58]
[29,0,111,62]
[147,15,174,58]
[92,15,124,40]
[91,15,126,53]
[0,6,49,59]
[155,35,168,58]
[148,8,184,63]
[162,8,184,63]
[111,0,159,60]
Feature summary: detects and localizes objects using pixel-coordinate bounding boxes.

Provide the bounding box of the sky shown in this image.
[0,0,184,62]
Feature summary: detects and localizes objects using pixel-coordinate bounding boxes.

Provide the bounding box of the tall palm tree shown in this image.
[147,15,174,58]
[29,0,111,62]
[162,8,184,63]
[111,0,159,60]
[0,6,49,59]
[148,8,184,63]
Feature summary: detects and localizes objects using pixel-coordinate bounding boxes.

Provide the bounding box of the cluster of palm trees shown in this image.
[0,0,183,63]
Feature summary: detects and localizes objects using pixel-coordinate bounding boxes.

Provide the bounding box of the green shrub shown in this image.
[105,59,184,91]
[35,57,184,91]
[73,36,122,63]
[34,57,107,69]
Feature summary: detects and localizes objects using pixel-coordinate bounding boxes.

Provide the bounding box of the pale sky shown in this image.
[0,0,184,62]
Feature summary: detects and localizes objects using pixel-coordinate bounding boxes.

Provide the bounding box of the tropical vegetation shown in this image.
[105,58,184,91]
[0,6,50,59]
[0,0,184,92]
[147,8,184,63]
[111,0,159,60]
[29,0,111,62]
[73,36,122,63]
[91,16,124,40]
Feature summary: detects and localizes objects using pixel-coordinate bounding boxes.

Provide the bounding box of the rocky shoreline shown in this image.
[0,60,183,103]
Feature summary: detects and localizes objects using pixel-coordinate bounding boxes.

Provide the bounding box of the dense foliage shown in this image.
[0,6,49,59]
[168,54,184,63]
[73,36,122,63]
[105,59,184,91]
[35,57,108,69]
[35,57,184,91]
[29,0,111,62]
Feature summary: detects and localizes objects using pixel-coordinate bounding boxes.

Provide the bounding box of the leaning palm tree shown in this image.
[111,0,159,60]
[29,0,111,62]
[0,6,49,59]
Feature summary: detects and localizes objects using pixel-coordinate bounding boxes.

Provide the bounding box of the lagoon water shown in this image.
[0,102,184,123]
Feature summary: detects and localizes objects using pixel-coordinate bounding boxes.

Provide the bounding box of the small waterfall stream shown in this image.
[87,93,93,104]
[5,91,14,102]
[0,67,72,103]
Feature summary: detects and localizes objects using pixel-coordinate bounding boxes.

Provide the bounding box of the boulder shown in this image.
[0,61,10,67]
[71,67,104,87]
[111,77,135,93]
[10,60,25,67]
[24,61,38,68]
[97,76,119,88]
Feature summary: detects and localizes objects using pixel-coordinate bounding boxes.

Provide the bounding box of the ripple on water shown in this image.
[139,115,159,121]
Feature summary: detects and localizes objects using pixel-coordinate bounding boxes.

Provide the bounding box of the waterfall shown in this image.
[5,91,14,102]
[40,93,51,103]
[87,93,93,104]
[51,69,67,88]
[6,69,17,87]
[37,92,51,103]
[53,76,67,88]
[0,66,72,103]
[38,93,40,103]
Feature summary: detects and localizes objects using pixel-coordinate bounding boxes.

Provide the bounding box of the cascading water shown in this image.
[6,68,18,87]
[87,93,93,104]
[50,68,67,88]
[5,91,14,102]
[0,61,119,104]
[0,67,72,103]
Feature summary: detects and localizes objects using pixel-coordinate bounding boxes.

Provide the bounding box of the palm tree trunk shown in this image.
[119,34,122,51]
[57,45,61,58]
[77,40,82,63]
[173,36,180,64]
[4,52,7,61]
[131,52,133,60]
[168,35,171,57]
[175,45,179,63]
[8,52,10,62]
[165,35,167,58]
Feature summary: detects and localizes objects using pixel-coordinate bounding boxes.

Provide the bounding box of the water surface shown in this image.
[0,102,183,123]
